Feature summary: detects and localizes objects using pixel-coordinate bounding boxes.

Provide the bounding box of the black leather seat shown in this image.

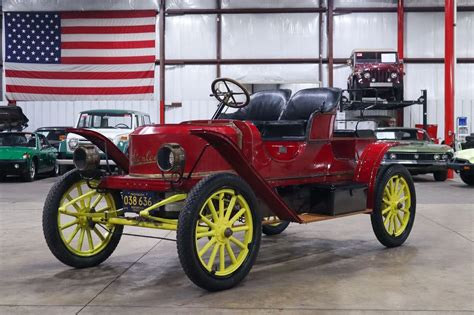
[219,89,291,122]
[260,88,342,140]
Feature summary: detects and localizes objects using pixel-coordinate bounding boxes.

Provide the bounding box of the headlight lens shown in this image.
[442,154,449,160]
[363,72,371,79]
[433,154,440,160]
[391,72,398,79]
[22,153,30,159]
[68,138,79,151]
[156,143,185,173]
[390,153,397,159]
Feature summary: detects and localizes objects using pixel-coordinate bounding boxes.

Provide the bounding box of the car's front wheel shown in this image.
[23,159,37,182]
[460,170,474,186]
[177,173,261,291]
[371,165,416,247]
[433,170,448,182]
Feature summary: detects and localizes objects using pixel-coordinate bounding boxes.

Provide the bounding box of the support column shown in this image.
[397,0,404,127]
[445,0,455,178]
[216,0,222,77]
[327,0,334,87]
[159,0,166,124]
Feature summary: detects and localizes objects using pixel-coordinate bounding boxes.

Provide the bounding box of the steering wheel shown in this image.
[114,123,129,129]
[211,78,250,108]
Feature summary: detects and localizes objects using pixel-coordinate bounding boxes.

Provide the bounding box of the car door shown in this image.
[38,135,55,172]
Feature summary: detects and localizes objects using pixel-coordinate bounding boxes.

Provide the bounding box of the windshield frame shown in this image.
[354,51,399,64]
[76,112,134,129]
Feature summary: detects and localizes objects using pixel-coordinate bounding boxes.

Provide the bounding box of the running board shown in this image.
[298,209,371,224]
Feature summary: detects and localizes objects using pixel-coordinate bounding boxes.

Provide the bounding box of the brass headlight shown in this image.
[73,145,100,172]
[156,143,185,173]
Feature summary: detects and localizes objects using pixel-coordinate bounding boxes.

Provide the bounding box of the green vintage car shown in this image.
[448,148,474,186]
[376,127,453,181]
[0,132,58,181]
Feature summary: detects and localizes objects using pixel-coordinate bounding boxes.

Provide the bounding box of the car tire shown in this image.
[50,162,60,177]
[177,173,261,291]
[43,169,123,268]
[433,170,448,182]
[23,159,37,182]
[262,217,290,236]
[460,170,474,186]
[371,165,416,248]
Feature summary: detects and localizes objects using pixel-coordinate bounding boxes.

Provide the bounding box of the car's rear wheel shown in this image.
[262,216,290,236]
[371,165,416,247]
[43,170,123,268]
[177,173,261,291]
[433,170,448,182]
[460,170,474,186]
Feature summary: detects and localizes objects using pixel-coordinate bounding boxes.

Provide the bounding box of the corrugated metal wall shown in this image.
[3,1,474,139]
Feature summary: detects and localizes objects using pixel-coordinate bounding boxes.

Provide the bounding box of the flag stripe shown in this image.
[61,17,156,27]
[61,48,156,57]
[61,56,156,64]
[5,62,154,72]
[62,10,156,19]
[62,33,155,42]
[6,77,154,88]
[61,25,155,34]
[6,93,154,101]
[7,85,154,95]
[61,40,155,50]
[6,70,154,79]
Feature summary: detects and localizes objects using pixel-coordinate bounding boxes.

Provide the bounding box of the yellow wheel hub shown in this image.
[381,175,411,237]
[57,180,117,256]
[195,189,253,276]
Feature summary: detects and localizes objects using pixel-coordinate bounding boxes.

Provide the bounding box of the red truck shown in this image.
[43,78,416,291]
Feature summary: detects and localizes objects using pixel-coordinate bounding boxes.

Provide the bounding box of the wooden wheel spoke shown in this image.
[60,219,79,230]
[86,228,94,251]
[229,208,247,226]
[66,225,81,244]
[219,244,225,272]
[93,226,105,242]
[207,199,219,222]
[382,198,390,205]
[383,186,391,199]
[229,236,246,249]
[65,193,82,212]
[231,225,249,233]
[77,185,85,208]
[224,195,237,221]
[77,227,85,251]
[199,215,216,229]
[198,237,216,258]
[206,243,220,270]
[196,230,215,239]
[95,206,111,213]
[381,206,391,215]
[90,194,104,209]
[225,242,237,264]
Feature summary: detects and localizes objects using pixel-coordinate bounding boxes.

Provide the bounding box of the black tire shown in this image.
[177,173,261,291]
[371,165,416,248]
[50,161,60,177]
[460,170,474,186]
[262,220,290,236]
[433,170,448,182]
[59,165,70,175]
[23,159,37,182]
[43,169,123,268]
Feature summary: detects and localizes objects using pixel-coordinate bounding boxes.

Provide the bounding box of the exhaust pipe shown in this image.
[73,145,100,173]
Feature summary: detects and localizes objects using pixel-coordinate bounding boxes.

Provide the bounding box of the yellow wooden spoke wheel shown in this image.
[371,165,416,248]
[177,173,261,291]
[43,170,123,268]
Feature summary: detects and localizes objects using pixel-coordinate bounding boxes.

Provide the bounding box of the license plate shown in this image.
[370,82,393,87]
[122,190,158,212]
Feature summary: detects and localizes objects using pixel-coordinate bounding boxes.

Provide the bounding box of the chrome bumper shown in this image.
[57,159,116,166]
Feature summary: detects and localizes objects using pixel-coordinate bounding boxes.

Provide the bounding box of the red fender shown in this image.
[353,141,398,209]
[66,128,129,172]
[190,129,302,223]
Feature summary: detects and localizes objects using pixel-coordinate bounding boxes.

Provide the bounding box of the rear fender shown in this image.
[354,142,397,209]
[190,129,302,223]
[66,128,129,172]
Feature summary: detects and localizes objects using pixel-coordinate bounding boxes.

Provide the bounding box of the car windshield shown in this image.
[376,130,421,141]
[355,52,398,64]
[36,129,67,141]
[0,133,36,147]
[77,113,132,129]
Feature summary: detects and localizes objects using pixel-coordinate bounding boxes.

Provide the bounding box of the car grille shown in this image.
[394,153,440,161]
[369,69,390,82]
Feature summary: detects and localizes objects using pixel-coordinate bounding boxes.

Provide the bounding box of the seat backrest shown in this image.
[279,88,341,121]
[221,89,291,121]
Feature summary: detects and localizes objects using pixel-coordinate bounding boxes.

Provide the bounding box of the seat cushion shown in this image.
[259,120,307,140]
[279,88,342,121]
[219,89,291,121]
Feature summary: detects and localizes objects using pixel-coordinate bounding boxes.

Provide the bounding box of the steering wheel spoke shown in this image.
[210,78,250,109]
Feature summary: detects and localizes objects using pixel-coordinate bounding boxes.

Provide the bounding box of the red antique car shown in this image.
[42,78,416,291]
[347,49,404,101]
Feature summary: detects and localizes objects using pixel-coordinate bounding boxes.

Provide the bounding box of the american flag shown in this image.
[4,11,156,101]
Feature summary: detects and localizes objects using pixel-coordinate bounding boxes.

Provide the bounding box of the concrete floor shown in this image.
[0,174,472,314]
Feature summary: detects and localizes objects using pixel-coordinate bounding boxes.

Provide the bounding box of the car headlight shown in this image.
[391,72,398,79]
[68,138,79,151]
[363,72,371,79]
[22,153,30,159]
[390,153,397,159]
[433,154,440,160]
[156,143,185,173]
[442,154,449,160]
